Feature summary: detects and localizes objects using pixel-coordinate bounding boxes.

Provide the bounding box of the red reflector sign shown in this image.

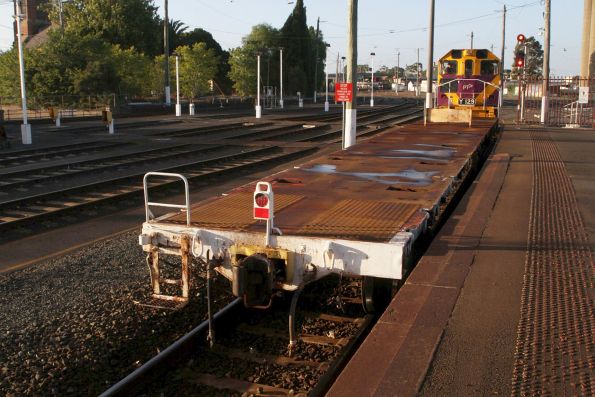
[254,207,269,219]
[253,182,273,220]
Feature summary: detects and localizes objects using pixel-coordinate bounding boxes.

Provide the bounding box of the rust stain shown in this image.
[160,120,497,243]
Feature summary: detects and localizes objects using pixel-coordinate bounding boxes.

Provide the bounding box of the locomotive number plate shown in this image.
[458,98,476,105]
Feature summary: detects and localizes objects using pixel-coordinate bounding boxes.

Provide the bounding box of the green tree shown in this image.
[174,43,219,100]
[21,28,156,101]
[310,26,327,94]
[180,28,232,94]
[279,0,312,95]
[405,62,423,77]
[512,36,543,78]
[111,46,154,96]
[0,49,20,99]
[228,24,279,96]
[26,30,117,97]
[57,0,161,57]
[162,19,188,55]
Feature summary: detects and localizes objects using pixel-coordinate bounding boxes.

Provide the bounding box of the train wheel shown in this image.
[362,276,394,314]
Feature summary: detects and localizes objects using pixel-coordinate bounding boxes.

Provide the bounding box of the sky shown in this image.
[0,0,584,76]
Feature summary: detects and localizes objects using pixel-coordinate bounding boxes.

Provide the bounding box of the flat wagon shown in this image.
[138,119,498,329]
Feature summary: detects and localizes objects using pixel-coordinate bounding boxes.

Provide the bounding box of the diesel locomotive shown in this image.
[436,49,501,118]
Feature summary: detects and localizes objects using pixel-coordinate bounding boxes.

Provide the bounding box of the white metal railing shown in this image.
[143,172,191,225]
[563,101,590,126]
[435,78,501,114]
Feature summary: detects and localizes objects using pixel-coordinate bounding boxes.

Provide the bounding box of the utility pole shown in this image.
[335,52,339,104]
[344,0,357,149]
[56,0,64,30]
[589,0,595,78]
[370,52,375,107]
[470,31,474,49]
[175,54,181,116]
[325,43,330,112]
[14,0,31,144]
[416,48,420,97]
[279,48,284,109]
[256,54,262,118]
[426,0,435,109]
[396,50,400,95]
[581,0,592,77]
[500,5,506,107]
[313,17,320,103]
[163,0,171,105]
[541,0,551,124]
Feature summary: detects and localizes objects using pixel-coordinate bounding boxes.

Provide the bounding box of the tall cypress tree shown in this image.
[280,0,312,96]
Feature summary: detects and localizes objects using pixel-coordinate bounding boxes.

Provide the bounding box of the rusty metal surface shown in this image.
[511,131,594,396]
[326,153,511,397]
[165,120,497,242]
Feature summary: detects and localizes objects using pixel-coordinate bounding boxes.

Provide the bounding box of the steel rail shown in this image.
[0,144,222,191]
[99,299,243,397]
[150,121,252,137]
[300,109,423,143]
[0,141,123,167]
[44,119,183,134]
[0,146,317,235]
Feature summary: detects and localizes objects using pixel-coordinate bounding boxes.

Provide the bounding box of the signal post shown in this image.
[515,34,526,122]
[344,0,358,149]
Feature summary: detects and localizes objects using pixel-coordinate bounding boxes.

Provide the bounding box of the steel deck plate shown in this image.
[163,120,497,243]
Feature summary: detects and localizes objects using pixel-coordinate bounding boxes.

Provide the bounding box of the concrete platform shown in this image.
[327,126,594,396]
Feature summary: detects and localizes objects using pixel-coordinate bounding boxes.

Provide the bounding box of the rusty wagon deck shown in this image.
[139,119,498,294]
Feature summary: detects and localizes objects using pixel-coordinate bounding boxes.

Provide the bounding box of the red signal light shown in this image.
[255,193,269,207]
[516,58,524,67]
[517,34,526,42]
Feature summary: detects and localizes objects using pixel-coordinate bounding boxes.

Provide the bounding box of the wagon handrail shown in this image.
[143,172,191,225]
[436,78,501,91]
[435,78,501,113]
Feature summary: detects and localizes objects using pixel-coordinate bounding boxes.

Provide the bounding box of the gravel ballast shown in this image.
[0,230,233,396]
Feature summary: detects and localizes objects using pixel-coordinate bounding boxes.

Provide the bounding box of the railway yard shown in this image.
[0,98,593,397]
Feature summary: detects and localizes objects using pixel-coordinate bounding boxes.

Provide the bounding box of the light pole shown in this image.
[175,54,181,116]
[344,0,358,150]
[325,43,330,112]
[313,18,327,104]
[370,52,375,107]
[396,50,400,95]
[417,48,421,96]
[279,48,284,109]
[14,0,31,144]
[541,0,551,124]
[163,0,171,105]
[256,53,262,118]
[426,0,435,109]
[341,56,346,82]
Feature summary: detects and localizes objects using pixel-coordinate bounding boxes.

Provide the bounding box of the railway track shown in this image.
[101,276,375,397]
[0,144,220,193]
[45,118,183,134]
[150,121,268,137]
[286,102,417,123]
[0,141,127,168]
[0,104,421,239]
[1,106,420,195]
[0,146,316,237]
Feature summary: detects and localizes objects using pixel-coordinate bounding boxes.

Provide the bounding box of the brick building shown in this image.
[13,0,51,44]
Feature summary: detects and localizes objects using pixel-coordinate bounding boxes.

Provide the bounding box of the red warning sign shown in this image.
[335,83,353,102]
